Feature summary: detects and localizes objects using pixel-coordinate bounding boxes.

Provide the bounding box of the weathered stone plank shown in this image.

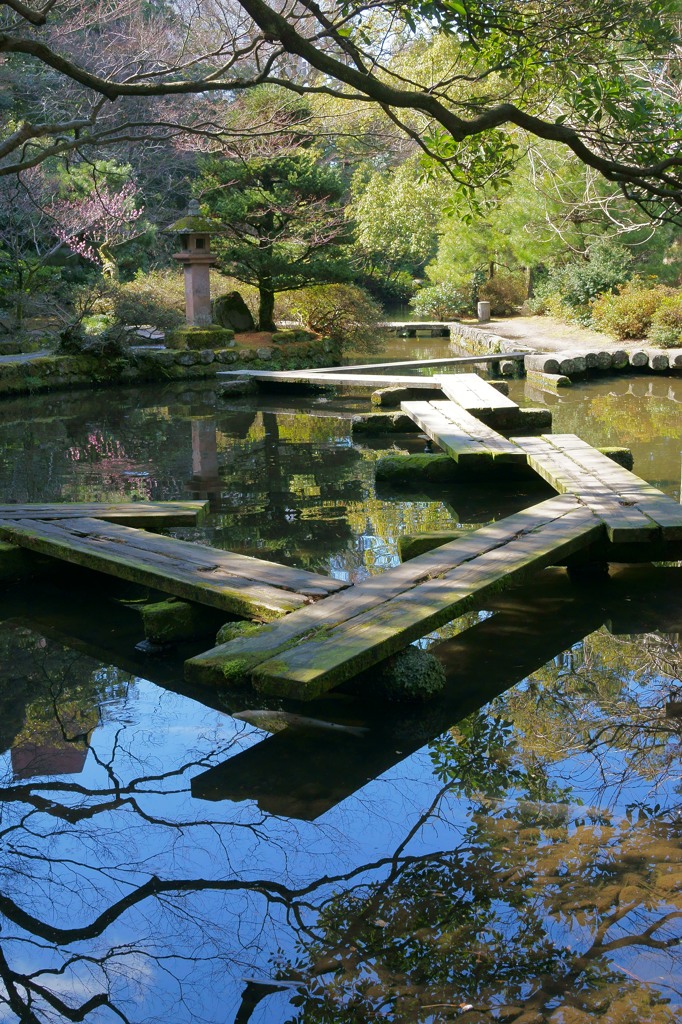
[545,434,682,540]
[0,518,319,620]
[401,400,494,465]
[218,369,443,389]
[0,501,209,526]
[184,496,595,690]
[37,516,346,598]
[434,373,519,415]
[252,504,602,700]
[430,400,525,463]
[512,435,660,543]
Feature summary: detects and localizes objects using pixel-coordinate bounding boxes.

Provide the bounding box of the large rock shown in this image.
[213,291,255,332]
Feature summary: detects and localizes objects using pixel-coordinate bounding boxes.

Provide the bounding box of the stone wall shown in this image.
[0,336,340,398]
[447,323,524,355]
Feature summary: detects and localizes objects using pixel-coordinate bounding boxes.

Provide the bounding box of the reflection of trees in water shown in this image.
[276,707,680,1022]
[273,798,680,1023]
[0,625,131,760]
[497,629,682,805]
[0,628,679,1022]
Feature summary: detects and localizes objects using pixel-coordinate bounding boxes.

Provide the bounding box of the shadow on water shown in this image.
[0,368,680,1022]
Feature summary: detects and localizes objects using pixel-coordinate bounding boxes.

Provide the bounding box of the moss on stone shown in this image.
[352,413,419,434]
[0,541,32,581]
[213,292,255,332]
[398,531,460,562]
[348,646,446,703]
[166,215,216,233]
[215,620,263,646]
[0,334,338,396]
[167,325,235,350]
[271,329,316,344]
[376,454,457,484]
[598,446,634,470]
[370,386,415,407]
[142,598,224,643]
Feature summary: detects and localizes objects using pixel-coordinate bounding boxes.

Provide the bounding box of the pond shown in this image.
[0,345,680,1023]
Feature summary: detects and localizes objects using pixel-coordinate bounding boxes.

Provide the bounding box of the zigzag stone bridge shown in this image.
[1,368,681,703]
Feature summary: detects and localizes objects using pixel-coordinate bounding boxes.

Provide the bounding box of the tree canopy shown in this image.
[1,0,681,220]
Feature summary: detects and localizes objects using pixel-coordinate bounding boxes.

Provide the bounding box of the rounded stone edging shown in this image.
[0,337,341,397]
[448,322,682,377]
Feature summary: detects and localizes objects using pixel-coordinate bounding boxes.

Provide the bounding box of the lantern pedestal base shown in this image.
[166,325,235,350]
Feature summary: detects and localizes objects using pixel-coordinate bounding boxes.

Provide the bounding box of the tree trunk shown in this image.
[258,284,276,332]
[98,243,118,281]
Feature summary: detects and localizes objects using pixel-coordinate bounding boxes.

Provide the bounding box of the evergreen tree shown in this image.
[199,151,351,330]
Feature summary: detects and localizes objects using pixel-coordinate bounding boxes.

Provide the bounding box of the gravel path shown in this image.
[482,316,620,352]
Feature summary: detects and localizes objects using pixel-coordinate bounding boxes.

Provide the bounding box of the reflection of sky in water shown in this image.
[0,620,679,1021]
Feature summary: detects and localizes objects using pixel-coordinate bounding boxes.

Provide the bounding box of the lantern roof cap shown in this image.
[166,199,217,234]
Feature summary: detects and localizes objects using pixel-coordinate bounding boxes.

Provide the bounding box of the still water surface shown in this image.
[0,344,680,1022]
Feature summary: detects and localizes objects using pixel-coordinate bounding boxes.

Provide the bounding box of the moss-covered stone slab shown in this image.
[344,646,446,702]
[505,408,553,434]
[536,434,680,539]
[185,495,602,697]
[352,413,418,434]
[434,373,519,424]
[598,446,634,471]
[250,496,602,700]
[512,433,678,541]
[526,369,571,390]
[215,620,263,645]
[402,399,526,466]
[370,386,414,407]
[142,598,227,644]
[376,454,458,484]
[167,325,235,350]
[398,528,480,562]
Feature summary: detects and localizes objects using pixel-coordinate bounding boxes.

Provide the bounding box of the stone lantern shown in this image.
[168,199,218,326]
[165,200,234,350]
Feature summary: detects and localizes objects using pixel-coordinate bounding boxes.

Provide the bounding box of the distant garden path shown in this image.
[483,316,619,353]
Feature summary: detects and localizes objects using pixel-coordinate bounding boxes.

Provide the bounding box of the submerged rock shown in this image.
[347,646,446,703]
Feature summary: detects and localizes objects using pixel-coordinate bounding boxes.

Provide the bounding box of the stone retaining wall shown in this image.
[447,323,529,355]
[0,336,340,398]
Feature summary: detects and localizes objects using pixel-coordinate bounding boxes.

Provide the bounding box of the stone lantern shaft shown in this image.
[167,199,218,327]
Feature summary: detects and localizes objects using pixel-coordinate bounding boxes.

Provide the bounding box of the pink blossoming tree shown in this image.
[51,182,145,279]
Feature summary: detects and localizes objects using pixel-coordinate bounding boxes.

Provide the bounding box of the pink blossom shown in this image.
[51,182,144,266]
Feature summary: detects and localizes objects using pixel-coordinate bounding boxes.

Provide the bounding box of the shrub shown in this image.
[544,240,634,311]
[478,273,527,316]
[590,279,675,340]
[110,269,185,332]
[280,283,383,352]
[409,282,471,320]
[647,295,682,348]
